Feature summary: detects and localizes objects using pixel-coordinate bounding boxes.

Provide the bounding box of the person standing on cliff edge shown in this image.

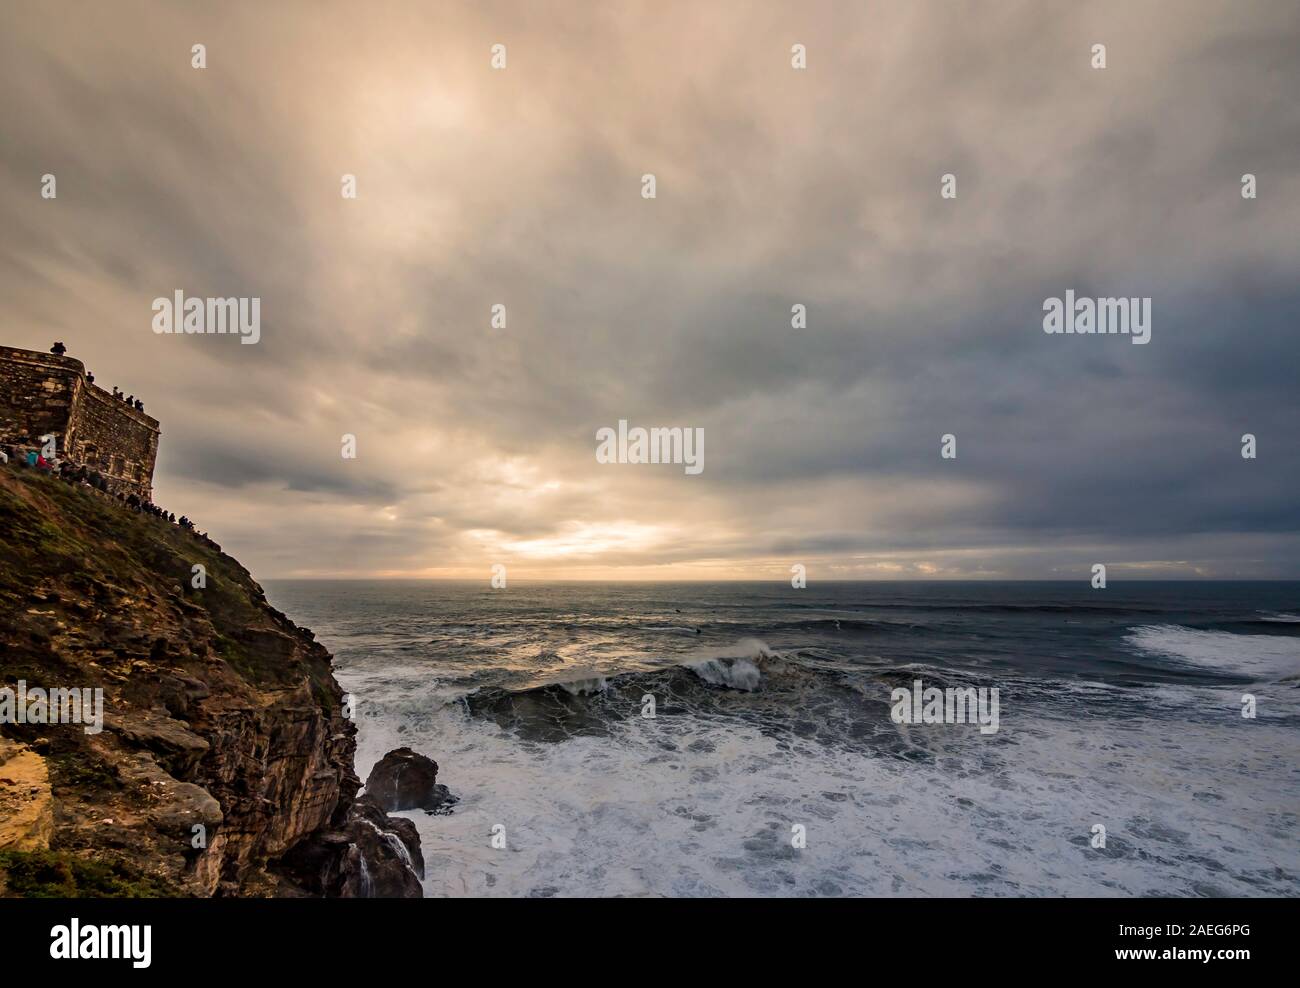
[50,341,66,355]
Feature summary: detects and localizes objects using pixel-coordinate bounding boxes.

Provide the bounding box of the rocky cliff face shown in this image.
[0,466,420,897]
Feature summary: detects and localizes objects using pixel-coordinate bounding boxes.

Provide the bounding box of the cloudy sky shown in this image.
[2,1,1298,579]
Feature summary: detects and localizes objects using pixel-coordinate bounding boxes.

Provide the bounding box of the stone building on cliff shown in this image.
[0,343,159,500]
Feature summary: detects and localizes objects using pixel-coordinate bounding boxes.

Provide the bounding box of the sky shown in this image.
[2,0,1298,580]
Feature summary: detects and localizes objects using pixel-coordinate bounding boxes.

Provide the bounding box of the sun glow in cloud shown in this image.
[495,521,671,559]
[2,1,1298,580]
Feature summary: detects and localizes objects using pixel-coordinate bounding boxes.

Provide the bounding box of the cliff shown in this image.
[0,465,420,897]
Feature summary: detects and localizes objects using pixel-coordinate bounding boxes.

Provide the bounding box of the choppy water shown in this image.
[264,580,1300,897]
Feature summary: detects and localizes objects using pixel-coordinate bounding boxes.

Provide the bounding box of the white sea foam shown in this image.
[686,657,761,691]
[340,656,1300,899]
[1123,624,1300,680]
[679,637,778,691]
[266,578,1300,900]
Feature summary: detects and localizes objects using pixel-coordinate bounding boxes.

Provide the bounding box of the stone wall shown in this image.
[0,344,160,499]
[67,383,161,499]
[0,345,83,445]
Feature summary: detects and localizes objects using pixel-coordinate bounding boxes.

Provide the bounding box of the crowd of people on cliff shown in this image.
[110,387,146,412]
[1,437,219,552]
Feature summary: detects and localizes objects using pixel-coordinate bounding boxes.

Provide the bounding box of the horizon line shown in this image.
[259,576,1300,583]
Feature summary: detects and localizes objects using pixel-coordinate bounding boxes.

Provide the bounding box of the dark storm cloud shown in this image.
[164,435,398,500]
[1,0,1297,577]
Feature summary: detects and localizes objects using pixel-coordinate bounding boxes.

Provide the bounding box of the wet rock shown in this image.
[365,747,454,813]
[278,795,423,898]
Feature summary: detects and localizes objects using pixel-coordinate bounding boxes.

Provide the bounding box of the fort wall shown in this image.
[0,345,160,499]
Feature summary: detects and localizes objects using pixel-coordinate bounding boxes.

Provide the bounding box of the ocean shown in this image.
[263,580,1300,898]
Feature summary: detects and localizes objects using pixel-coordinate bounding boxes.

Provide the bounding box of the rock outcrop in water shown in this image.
[279,794,424,897]
[0,467,421,897]
[365,746,455,813]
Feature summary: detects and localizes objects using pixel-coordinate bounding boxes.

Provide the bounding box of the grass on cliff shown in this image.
[0,468,335,696]
[0,850,178,898]
[0,469,266,632]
